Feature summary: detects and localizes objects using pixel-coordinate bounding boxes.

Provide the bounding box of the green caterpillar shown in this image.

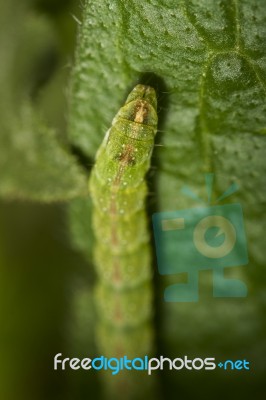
[88,84,158,399]
[89,84,158,328]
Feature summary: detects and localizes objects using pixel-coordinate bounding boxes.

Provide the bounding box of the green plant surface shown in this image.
[69,0,266,193]
[68,0,266,397]
[69,0,266,279]
[0,0,87,202]
[0,0,266,399]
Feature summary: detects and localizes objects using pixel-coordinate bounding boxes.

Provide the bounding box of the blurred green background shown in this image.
[0,1,265,399]
[0,1,96,398]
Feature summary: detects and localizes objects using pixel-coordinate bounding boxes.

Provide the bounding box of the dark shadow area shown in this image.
[30,48,59,100]
[34,0,74,15]
[0,200,96,400]
[70,144,94,172]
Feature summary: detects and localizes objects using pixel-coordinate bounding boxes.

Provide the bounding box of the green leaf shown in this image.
[68,0,266,382]
[0,2,88,202]
[0,104,88,202]
[68,0,266,249]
